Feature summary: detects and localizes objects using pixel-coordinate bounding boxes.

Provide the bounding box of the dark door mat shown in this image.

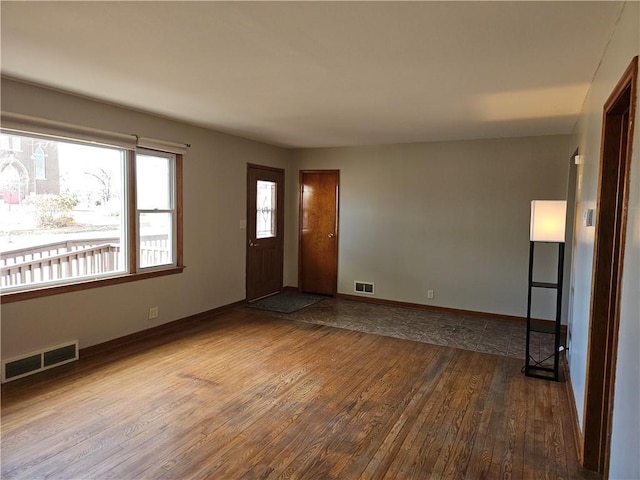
[248,292,325,314]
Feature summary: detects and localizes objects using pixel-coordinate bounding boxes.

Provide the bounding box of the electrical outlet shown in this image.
[427,290,434,299]
[148,307,159,320]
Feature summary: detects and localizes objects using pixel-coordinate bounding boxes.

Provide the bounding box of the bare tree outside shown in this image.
[84,167,113,205]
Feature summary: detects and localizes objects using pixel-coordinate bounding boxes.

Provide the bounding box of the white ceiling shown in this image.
[0,1,623,148]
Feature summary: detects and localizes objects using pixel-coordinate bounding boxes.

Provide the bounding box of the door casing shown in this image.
[582,56,637,476]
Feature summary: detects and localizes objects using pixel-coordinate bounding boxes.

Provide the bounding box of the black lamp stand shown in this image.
[525,241,565,381]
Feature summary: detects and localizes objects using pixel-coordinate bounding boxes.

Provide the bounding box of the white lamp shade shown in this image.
[530,200,567,242]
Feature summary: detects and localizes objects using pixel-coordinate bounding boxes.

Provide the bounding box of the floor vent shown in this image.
[354,281,375,295]
[2,341,78,383]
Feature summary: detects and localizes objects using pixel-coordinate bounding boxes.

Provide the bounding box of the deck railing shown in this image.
[1,235,169,288]
[2,244,121,286]
[139,236,171,268]
[0,237,120,267]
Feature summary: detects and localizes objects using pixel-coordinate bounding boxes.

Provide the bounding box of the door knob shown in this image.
[328,233,336,238]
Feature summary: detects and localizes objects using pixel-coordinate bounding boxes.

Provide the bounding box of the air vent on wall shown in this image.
[354,281,374,295]
[2,341,78,383]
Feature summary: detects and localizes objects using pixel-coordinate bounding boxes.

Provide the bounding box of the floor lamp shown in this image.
[525,200,567,381]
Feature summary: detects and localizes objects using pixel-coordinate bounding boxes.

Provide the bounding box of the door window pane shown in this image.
[138,212,173,268]
[256,180,276,239]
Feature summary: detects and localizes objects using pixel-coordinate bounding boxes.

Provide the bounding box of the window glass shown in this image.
[138,212,173,268]
[1,133,126,290]
[256,180,276,239]
[136,154,171,210]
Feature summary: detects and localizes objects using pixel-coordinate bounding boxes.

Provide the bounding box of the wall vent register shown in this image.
[2,341,78,382]
[354,281,374,295]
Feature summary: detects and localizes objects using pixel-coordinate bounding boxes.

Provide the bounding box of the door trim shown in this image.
[298,170,340,296]
[582,56,637,475]
[246,163,285,302]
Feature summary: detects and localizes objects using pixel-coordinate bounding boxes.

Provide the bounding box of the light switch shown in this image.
[239,219,247,229]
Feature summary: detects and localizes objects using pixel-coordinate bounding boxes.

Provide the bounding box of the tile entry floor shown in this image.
[263,297,559,364]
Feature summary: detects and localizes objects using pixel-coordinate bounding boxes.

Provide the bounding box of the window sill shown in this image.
[0,266,185,304]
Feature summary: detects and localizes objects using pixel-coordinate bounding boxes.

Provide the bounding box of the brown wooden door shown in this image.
[299,170,339,295]
[246,164,284,301]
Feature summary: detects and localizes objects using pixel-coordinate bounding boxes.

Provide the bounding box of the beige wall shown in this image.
[289,135,574,319]
[568,2,639,478]
[1,79,292,359]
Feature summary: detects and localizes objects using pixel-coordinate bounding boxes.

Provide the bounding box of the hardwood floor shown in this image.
[1,308,594,479]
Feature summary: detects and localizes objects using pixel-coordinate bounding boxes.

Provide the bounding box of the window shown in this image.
[136,150,176,269]
[33,145,46,179]
[0,131,183,300]
[256,180,277,239]
[1,135,21,152]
